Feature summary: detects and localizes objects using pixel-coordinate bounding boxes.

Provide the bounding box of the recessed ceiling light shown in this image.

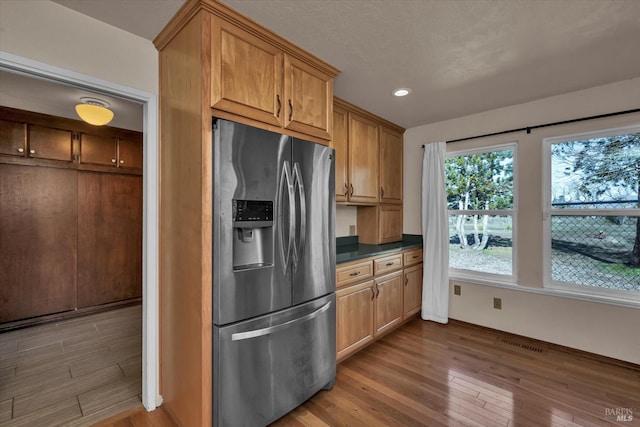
[393,88,411,97]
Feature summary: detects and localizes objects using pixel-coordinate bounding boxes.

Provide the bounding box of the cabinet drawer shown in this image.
[403,249,423,266]
[374,254,402,276]
[336,260,373,288]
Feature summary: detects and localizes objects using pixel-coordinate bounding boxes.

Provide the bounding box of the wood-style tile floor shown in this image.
[0,305,142,426]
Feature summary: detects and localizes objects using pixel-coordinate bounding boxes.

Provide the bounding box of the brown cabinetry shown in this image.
[77,172,143,308]
[0,107,143,326]
[379,126,403,204]
[332,105,349,202]
[0,164,78,323]
[357,204,403,244]
[336,248,422,362]
[211,15,334,142]
[79,132,143,170]
[374,270,403,335]
[348,112,379,204]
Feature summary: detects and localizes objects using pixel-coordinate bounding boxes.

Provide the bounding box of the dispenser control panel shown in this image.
[233,200,273,222]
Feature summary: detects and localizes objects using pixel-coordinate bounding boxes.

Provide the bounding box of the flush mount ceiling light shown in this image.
[392,88,412,97]
[75,97,114,126]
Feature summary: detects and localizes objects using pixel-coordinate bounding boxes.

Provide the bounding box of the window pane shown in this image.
[449,214,512,276]
[446,149,513,211]
[551,133,640,208]
[551,215,640,292]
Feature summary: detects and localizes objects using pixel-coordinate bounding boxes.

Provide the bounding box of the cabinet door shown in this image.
[374,271,403,336]
[379,204,403,244]
[348,113,379,204]
[0,164,77,323]
[336,280,375,361]
[118,134,143,170]
[332,105,348,202]
[283,54,332,141]
[0,119,26,157]
[80,133,117,167]
[211,17,283,127]
[379,126,403,204]
[77,172,142,308]
[403,263,423,319]
[28,125,73,162]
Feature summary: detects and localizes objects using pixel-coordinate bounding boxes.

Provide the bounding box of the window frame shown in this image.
[542,124,640,302]
[446,142,518,284]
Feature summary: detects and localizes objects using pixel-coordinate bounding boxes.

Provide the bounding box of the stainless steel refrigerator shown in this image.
[212,118,336,426]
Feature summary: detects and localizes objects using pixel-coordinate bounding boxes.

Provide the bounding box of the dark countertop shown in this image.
[336,234,422,264]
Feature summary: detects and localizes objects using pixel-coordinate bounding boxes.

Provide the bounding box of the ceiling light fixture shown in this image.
[75,97,114,126]
[393,88,412,97]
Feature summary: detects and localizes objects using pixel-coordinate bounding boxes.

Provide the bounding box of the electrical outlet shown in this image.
[493,297,502,310]
[454,284,461,295]
[349,225,356,236]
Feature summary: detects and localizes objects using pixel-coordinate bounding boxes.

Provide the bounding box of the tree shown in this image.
[552,133,640,267]
[446,150,513,251]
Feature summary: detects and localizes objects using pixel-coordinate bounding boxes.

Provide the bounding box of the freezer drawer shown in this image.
[213,293,336,427]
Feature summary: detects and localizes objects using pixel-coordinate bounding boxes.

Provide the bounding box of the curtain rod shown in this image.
[421,107,640,147]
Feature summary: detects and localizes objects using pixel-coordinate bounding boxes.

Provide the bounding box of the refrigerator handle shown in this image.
[279,161,294,273]
[292,162,306,271]
[230,301,331,341]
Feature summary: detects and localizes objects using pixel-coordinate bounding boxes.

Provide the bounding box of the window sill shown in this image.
[449,275,640,309]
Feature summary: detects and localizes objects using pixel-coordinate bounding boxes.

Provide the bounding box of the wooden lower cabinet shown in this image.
[77,172,143,308]
[336,280,375,361]
[337,248,423,361]
[403,263,423,319]
[0,164,78,323]
[374,271,403,335]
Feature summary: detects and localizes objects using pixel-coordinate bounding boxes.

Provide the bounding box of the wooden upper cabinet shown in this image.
[379,126,403,204]
[28,125,73,162]
[211,17,283,127]
[118,134,143,170]
[348,112,379,204]
[0,119,26,157]
[80,132,142,171]
[283,54,332,140]
[332,105,348,202]
[80,133,117,167]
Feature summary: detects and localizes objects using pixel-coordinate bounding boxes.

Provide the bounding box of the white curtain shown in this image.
[421,142,449,323]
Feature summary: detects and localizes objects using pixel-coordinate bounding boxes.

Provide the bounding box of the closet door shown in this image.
[77,172,142,308]
[0,164,78,323]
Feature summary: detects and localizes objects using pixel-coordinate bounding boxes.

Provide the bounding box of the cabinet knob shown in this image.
[405,277,409,286]
[29,149,35,154]
[17,148,24,153]
[381,187,385,198]
[288,99,293,121]
[119,160,125,164]
[344,183,349,197]
[276,95,281,118]
[112,159,117,163]
[349,183,354,197]
[370,287,375,301]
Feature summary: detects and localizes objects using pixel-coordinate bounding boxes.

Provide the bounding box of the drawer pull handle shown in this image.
[349,271,360,277]
[385,262,394,266]
[412,255,419,259]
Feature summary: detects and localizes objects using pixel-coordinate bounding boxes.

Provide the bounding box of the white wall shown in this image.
[336,205,357,237]
[0,0,158,95]
[404,76,640,364]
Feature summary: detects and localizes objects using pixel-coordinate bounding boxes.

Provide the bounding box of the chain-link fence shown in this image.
[551,215,640,292]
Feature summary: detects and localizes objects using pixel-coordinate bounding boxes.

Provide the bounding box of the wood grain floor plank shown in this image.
[0,398,12,422]
[3,397,82,427]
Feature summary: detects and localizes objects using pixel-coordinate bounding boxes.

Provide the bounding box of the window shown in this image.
[544,126,640,298]
[446,144,516,281]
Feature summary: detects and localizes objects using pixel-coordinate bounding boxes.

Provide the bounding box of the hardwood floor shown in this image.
[0,305,142,426]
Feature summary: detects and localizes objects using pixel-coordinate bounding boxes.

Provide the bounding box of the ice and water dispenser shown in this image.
[232,199,274,270]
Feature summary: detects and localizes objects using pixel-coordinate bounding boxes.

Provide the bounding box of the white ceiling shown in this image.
[18,1,640,129]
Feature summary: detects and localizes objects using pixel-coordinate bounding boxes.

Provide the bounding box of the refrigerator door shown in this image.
[213,119,293,325]
[213,293,336,427]
[291,138,336,305]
